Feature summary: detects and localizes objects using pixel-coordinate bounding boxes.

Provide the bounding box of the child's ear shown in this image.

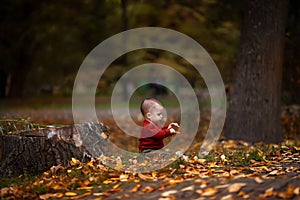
[146,112,151,119]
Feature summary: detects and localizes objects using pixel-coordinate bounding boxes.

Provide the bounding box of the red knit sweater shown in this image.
[138,120,174,152]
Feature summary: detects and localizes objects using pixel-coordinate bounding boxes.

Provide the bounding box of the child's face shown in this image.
[147,103,165,126]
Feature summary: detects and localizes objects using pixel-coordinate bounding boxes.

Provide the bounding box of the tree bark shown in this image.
[283,0,300,104]
[0,122,109,177]
[224,0,288,143]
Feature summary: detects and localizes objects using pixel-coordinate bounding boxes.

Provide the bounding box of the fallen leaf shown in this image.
[294,187,300,195]
[277,185,296,199]
[220,194,233,200]
[113,182,122,189]
[71,191,92,199]
[161,190,177,197]
[70,158,80,166]
[0,187,10,197]
[228,182,246,193]
[120,174,128,182]
[39,193,57,200]
[130,184,142,192]
[56,193,64,198]
[101,132,108,139]
[195,189,202,194]
[138,173,155,181]
[180,185,194,191]
[215,184,229,189]
[238,191,249,198]
[263,187,275,197]
[65,192,77,197]
[269,170,279,175]
[77,186,93,190]
[254,177,264,184]
[142,186,156,193]
[202,187,218,196]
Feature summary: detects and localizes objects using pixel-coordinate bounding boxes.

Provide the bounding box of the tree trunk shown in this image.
[224,0,288,143]
[0,122,109,177]
[0,70,7,97]
[283,0,300,104]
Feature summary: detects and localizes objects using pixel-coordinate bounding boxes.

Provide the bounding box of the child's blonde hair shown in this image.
[140,98,162,117]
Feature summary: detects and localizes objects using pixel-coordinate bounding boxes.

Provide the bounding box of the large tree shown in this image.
[224,0,288,143]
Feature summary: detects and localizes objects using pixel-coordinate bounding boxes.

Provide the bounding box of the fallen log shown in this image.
[0,122,109,177]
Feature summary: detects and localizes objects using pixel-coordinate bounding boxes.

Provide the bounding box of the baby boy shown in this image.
[138,98,180,153]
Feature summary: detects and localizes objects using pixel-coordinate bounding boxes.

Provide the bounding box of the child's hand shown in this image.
[168,123,180,134]
[168,123,180,129]
[169,128,176,133]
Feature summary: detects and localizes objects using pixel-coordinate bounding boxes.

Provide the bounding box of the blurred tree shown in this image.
[125,0,241,84]
[283,0,300,104]
[224,0,288,143]
[0,0,42,97]
[0,0,116,97]
[0,0,242,98]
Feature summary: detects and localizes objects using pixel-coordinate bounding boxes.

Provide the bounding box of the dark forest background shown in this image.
[0,0,298,105]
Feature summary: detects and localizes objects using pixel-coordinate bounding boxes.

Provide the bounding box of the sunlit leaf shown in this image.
[202,187,218,196]
[220,194,233,200]
[130,184,142,192]
[228,182,246,193]
[39,193,57,200]
[142,186,155,193]
[65,191,77,197]
[161,190,177,197]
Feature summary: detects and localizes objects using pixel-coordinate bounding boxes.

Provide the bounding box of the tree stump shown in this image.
[0,122,109,177]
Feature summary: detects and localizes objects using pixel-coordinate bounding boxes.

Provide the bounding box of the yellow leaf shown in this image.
[115,157,123,171]
[65,192,77,197]
[77,186,93,190]
[72,157,77,163]
[70,157,80,166]
[294,146,300,151]
[75,191,92,199]
[120,174,128,181]
[52,184,61,190]
[113,183,122,189]
[151,171,157,177]
[130,184,142,192]
[56,193,64,198]
[101,132,108,139]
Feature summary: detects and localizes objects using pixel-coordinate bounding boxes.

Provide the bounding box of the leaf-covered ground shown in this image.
[1,140,299,199]
[0,105,300,199]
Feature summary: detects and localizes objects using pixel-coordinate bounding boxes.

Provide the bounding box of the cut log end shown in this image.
[0,122,109,177]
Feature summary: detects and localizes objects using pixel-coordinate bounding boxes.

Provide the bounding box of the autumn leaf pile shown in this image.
[1,139,299,200]
[0,106,299,199]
